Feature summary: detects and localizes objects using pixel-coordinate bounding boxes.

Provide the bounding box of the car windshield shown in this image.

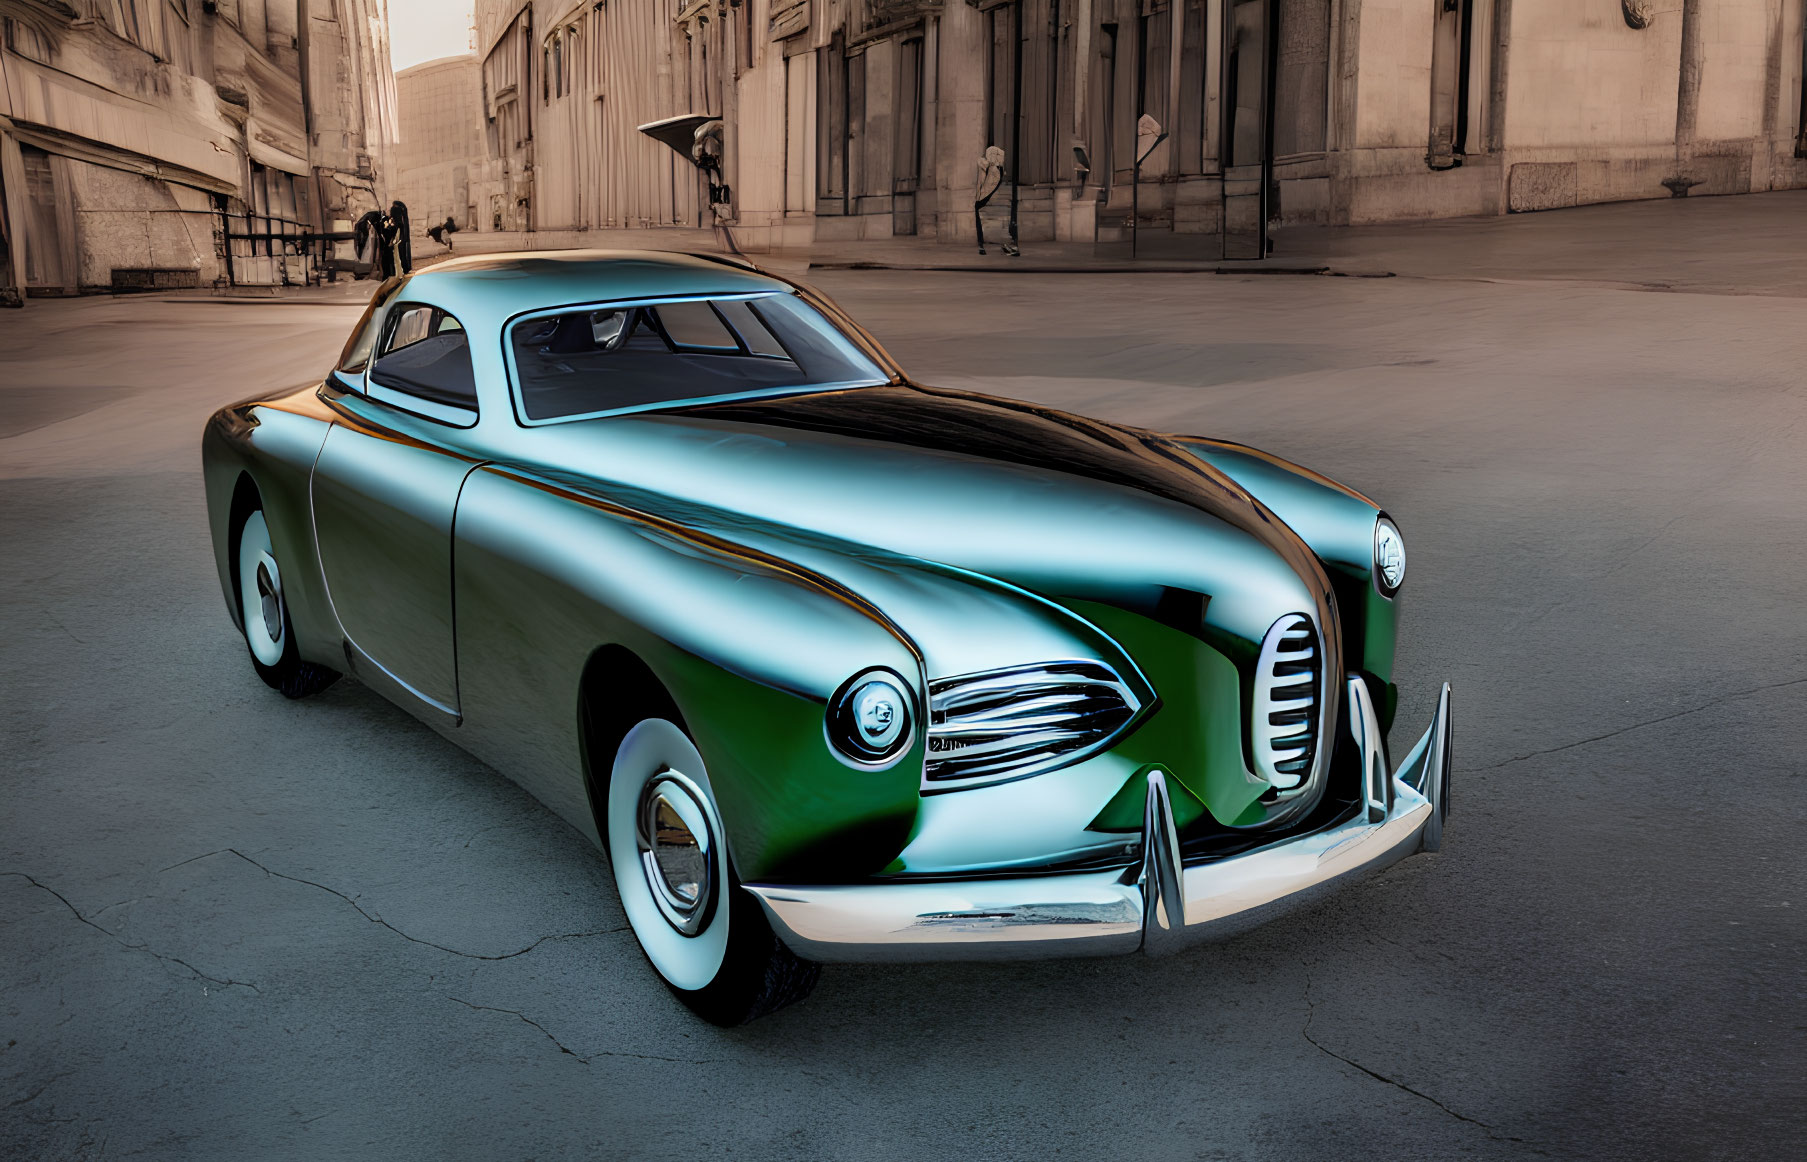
[508,292,886,422]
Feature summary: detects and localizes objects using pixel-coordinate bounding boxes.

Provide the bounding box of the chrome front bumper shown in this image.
[746,681,1452,963]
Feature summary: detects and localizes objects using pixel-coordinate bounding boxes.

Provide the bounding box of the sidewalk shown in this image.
[16,187,1797,314]
[431,224,1330,277]
[159,280,378,305]
[427,188,1807,297]
[1278,188,1807,296]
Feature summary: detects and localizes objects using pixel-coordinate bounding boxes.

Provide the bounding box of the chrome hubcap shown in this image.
[636,772,714,936]
[238,513,286,669]
[255,559,281,642]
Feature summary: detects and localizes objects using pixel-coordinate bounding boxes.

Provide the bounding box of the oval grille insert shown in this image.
[926,661,1143,788]
[1252,614,1322,794]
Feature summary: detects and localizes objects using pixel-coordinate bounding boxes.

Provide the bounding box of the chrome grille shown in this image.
[1252,614,1322,793]
[926,661,1143,787]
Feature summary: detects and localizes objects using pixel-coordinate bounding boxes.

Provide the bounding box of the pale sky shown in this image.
[389,0,477,74]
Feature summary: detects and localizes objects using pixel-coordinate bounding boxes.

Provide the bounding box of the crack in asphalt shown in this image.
[1476,675,1807,772]
[156,849,230,875]
[445,997,712,1066]
[6,1070,75,1110]
[224,849,626,961]
[39,608,86,645]
[1,873,260,993]
[1299,964,1545,1154]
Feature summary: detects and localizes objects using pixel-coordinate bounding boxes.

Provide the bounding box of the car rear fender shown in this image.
[201,389,340,666]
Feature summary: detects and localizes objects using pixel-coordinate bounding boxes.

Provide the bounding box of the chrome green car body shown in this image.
[202,251,1450,963]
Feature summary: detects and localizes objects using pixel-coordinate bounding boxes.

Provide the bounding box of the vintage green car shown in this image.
[202,251,1451,1025]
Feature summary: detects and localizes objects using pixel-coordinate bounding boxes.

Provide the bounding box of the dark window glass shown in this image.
[656,300,738,350]
[369,303,478,413]
[713,299,787,357]
[509,293,884,421]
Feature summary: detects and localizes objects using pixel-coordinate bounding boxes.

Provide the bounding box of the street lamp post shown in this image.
[637,113,741,255]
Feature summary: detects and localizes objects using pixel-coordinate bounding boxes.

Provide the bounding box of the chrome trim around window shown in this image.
[500,291,888,428]
[364,381,479,428]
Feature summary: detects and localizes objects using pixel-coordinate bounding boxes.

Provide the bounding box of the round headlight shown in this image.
[826,669,915,767]
[1373,516,1406,597]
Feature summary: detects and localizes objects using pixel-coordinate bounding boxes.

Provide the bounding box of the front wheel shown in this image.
[235,508,339,699]
[607,718,819,1025]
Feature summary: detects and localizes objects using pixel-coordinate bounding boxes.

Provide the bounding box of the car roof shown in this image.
[396,250,791,330]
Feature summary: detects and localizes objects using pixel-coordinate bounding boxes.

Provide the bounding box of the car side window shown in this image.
[367,303,478,423]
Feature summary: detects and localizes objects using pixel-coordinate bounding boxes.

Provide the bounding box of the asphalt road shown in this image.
[3,237,1803,1160]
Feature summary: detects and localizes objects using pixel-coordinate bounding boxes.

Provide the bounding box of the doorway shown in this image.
[1220,0,1273,259]
[21,146,78,294]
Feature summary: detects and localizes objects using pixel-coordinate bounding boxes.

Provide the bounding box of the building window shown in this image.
[895,37,924,190]
[5,17,53,62]
[1428,0,1477,168]
[545,28,575,102]
[103,0,168,57]
[817,33,849,210]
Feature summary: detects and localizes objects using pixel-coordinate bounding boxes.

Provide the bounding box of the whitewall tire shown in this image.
[607,717,819,1025]
[234,505,338,699]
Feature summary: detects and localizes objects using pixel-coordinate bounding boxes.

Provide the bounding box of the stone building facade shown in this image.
[450,1,1807,255]
[393,54,496,234]
[0,0,397,304]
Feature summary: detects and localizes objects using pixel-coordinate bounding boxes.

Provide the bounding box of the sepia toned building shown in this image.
[447,2,1807,256]
[472,0,703,234]
[0,0,397,304]
[393,53,495,234]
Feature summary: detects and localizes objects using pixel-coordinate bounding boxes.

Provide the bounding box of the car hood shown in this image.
[514,383,1341,674]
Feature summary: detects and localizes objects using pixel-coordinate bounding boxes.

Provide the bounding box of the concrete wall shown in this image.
[1335,0,1807,223]
[1353,0,1436,151]
[1505,0,1683,150]
[68,162,225,290]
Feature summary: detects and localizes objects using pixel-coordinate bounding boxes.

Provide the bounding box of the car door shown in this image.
[312,299,483,719]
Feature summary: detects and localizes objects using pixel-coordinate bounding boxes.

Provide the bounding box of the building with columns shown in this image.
[457,2,1807,255]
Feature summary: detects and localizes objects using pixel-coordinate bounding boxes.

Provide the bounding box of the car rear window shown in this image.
[369,303,477,414]
[507,293,885,422]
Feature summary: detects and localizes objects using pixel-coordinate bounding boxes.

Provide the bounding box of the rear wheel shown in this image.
[235,508,339,699]
[607,718,819,1025]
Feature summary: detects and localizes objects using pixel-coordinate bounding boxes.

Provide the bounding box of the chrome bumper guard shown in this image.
[747,682,1452,963]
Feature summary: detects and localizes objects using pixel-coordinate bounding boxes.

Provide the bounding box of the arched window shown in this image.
[545,33,566,102]
[542,27,580,101]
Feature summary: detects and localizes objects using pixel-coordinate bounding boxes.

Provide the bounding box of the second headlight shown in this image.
[826,668,915,768]
[1373,515,1406,597]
